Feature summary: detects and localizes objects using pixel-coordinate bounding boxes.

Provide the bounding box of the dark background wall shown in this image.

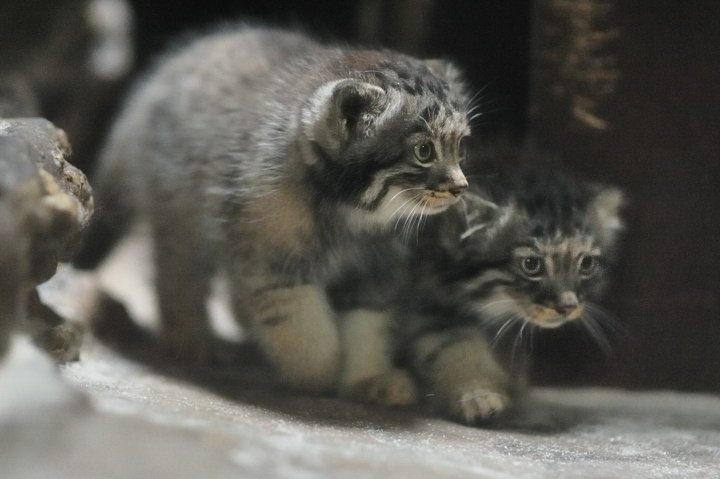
[2,0,717,391]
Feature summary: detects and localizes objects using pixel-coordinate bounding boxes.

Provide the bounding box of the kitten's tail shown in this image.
[72,148,136,270]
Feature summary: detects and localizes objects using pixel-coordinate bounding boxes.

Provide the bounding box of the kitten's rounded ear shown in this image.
[589,185,626,250]
[452,192,510,250]
[303,79,385,155]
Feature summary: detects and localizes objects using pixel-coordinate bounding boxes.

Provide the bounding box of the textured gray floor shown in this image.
[2,233,719,478]
[2,334,719,479]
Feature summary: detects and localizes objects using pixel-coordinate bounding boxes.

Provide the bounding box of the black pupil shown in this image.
[418,143,432,161]
[581,256,595,271]
[524,257,541,273]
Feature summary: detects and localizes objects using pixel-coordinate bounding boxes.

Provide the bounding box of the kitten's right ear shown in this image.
[303,79,385,156]
[589,185,625,250]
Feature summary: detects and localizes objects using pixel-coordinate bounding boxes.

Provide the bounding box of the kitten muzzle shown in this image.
[424,190,461,211]
[527,303,583,328]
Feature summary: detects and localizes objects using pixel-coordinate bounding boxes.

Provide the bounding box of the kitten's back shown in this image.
[74,27,322,268]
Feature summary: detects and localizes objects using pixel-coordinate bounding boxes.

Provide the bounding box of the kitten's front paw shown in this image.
[444,387,510,424]
[346,369,418,407]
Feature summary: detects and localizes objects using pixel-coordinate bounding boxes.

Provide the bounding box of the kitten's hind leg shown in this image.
[242,284,341,393]
[151,212,215,364]
[338,309,417,407]
[412,329,512,424]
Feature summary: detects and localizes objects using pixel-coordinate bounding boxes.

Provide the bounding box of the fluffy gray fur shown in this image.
[85,26,472,392]
[332,146,625,423]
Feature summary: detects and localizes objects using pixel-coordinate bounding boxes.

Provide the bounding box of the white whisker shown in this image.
[390,192,424,227]
[579,315,614,357]
[584,303,629,338]
[386,187,425,209]
[418,114,432,133]
[512,320,529,360]
[491,316,519,348]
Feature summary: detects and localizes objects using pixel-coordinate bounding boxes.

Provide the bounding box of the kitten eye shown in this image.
[578,255,599,277]
[414,141,435,164]
[520,256,544,277]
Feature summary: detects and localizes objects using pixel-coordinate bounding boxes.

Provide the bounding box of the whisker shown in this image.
[468,112,485,122]
[584,303,630,339]
[579,315,615,358]
[408,198,426,239]
[418,114,432,133]
[464,85,489,112]
[399,198,422,241]
[464,104,485,118]
[512,320,529,360]
[491,316,519,348]
[387,187,426,207]
[528,323,536,354]
[414,198,429,244]
[390,192,424,227]
[467,298,517,316]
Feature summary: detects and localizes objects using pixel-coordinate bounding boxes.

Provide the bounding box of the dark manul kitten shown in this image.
[81,26,472,392]
[401,163,625,424]
[332,150,624,420]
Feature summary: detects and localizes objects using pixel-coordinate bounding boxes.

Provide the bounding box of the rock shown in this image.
[0,118,93,360]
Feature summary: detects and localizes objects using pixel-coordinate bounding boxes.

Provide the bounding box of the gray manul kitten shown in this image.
[83,26,472,392]
[333,151,624,422]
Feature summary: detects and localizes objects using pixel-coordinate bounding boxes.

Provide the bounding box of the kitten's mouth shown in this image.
[371,187,459,224]
[527,304,584,328]
[422,191,461,212]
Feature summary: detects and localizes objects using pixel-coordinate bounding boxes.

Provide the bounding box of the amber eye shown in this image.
[414,141,435,164]
[520,256,544,277]
[579,255,599,277]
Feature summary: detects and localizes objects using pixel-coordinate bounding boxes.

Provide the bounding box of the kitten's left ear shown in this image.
[303,79,386,158]
[589,185,626,250]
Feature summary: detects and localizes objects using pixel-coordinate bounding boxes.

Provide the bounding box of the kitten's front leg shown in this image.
[244,284,341,393]
[412,329,512,424]
[338,309,417,407]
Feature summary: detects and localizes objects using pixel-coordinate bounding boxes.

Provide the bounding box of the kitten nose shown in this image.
[555,291,579,316]
[441,166,468,197]
[448,184,467,197]
[447,176,468,197]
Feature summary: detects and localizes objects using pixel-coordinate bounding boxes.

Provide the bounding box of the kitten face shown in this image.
[452,178,624,332]
[501,236,604,327]
[302,55,471,226]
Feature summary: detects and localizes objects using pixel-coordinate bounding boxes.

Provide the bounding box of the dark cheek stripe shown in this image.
[359,167,430,211]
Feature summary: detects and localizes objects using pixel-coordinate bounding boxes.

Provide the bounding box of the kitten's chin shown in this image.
[529,317,568,329]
